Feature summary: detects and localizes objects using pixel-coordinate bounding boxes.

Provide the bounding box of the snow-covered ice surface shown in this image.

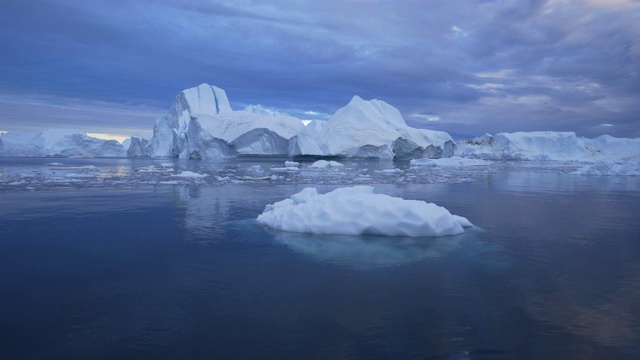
[256,186,473,237]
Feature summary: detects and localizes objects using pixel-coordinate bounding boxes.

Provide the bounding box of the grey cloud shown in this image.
[0,0,638,138]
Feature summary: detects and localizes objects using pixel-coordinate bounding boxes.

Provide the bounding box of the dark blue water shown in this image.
[1,162,639,359]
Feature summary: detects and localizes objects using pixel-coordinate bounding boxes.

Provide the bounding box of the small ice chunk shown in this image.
[271,166,299,172]
[237,176,273,180]
[257,186,473,237]
[377,168,403,174]
[285,161,300,168]
[411,157,490,167]
[171,171,209,178]
[310,160,344,168]
[65,173,94,178]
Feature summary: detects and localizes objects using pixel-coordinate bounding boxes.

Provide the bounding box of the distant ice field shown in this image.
[2,157,624,193]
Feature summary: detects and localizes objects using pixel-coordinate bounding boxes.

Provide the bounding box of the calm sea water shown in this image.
[1,158,639,359]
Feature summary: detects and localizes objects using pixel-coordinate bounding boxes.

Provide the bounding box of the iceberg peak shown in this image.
[311,95,454,159]
[348,95,366,104]
[179,83,232,115]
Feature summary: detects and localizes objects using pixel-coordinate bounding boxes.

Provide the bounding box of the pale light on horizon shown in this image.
[87,132,130,144]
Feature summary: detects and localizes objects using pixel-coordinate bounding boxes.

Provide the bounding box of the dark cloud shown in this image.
[0,0,638,138]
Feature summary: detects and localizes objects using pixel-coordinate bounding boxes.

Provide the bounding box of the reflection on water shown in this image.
[272,230,482,269]
[1,161,640,358]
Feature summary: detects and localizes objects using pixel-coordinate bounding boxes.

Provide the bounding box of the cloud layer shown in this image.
[1,0,638,138]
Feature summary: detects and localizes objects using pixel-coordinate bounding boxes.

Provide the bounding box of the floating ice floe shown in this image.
[237,175,275,181]
[256,186,473,237]
[411,157,491,167]
[376,168,404,174]
[271,162,300,172]
[309,160,344,168]
[136,164,173,173]
[171,171,209,178]
[572,159,640,176]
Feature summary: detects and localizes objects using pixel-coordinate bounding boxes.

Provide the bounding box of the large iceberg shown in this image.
[585,135,640,160]
[186,112,321,159]
[455,131,640,162]
[145,83,232,157]
[310,96,455,159]
[138,83,321,158]
[256,186,473,237]
[0,129,126,157]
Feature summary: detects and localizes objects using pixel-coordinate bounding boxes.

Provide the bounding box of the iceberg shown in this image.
[139,83,322,158]
[585,135,640,160]
[309,160,344,168]
[243,104,288,117]
[310,96,455,159]
[186,111,322,158]
[455,131,640,162]
[145,83,232,158]
[572,159,640,176]
[126,135,150,157]
[256,186,473,237]
[0,129,126,157]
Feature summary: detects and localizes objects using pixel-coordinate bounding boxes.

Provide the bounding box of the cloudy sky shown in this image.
[1,0,639,140]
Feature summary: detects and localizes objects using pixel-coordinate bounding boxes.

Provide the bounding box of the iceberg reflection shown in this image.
[272,230,482,269]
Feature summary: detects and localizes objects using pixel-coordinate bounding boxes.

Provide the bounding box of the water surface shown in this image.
[1,159,639,359]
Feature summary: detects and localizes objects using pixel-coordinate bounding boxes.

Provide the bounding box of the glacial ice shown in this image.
[4,81,639,167]
[309,96,455,160]
[186,111,322,158]
[243,104,289,117]
[256,186,473,237]
[127,135,150,157]
[455,131,640,162]
[145,83,232,158]
[0,129,126,157]
[310,160,344,168]
[139,83,322,159]
[572,159,640,176]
